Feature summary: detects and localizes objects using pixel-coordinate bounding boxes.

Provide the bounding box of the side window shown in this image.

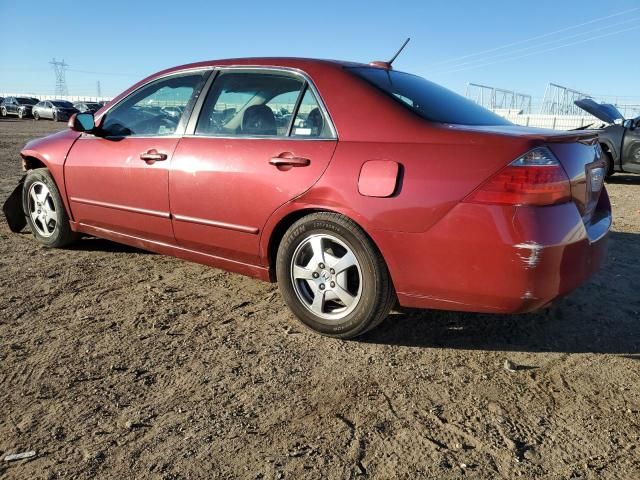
[291,88,332,138]
[195,72,304,137]
[101,71,207,137]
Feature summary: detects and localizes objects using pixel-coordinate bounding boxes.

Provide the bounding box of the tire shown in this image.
[52,111,58,122]
[18,109,24,119]
[601,147,615,179]
[1,107,6,117]
[34,111,40,121]
[276,212,395,339]
[22,168,78,248]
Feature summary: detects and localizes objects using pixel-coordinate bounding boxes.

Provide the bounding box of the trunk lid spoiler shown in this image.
[574,99,624,124]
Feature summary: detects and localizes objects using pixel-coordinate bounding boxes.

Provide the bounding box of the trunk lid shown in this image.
[452,123,605,223]
[548,139,606,224]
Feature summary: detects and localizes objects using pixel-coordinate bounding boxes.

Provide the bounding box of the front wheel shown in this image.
[22,168,78,248]
[1,107,6,117]
[52,110,58,122]
[34,111,40,121]
[18,109,24,119]
[276,212,395,338]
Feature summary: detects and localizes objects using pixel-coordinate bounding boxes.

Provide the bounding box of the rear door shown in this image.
[170,69,337,265]
[64,69,210,243]
[43,102,53,119]
[7,98,17,115]
[621,118,640,173]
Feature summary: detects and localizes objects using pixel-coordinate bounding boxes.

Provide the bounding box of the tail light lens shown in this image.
[465,147,571,206]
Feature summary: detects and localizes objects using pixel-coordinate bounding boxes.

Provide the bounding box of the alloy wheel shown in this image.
[27,181,57,237]
[290,233,362,322]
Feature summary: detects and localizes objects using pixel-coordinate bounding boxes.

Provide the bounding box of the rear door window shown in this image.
[291,88,332,138]
[195,70,334,138]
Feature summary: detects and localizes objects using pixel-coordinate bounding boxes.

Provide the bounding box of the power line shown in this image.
[428,7,640,67]
[431,24,640,76]
[68,68,139,77]
[433,15,640,73]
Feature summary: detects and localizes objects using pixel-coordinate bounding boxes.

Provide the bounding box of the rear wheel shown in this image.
[34,111,40,121]
[22,168,78,248]
[601,146,615,179]
[276,212,395,338]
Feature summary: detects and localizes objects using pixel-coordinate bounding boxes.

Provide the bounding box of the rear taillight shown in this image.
[464,147,571,206]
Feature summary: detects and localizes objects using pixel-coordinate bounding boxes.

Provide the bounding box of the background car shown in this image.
[0,96,38,118]
[5,58,611,339]
[73,102,102,113]
[575,99,640,176]
[32,100,79,121]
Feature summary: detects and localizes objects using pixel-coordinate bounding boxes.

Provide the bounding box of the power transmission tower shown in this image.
[540,83,591,115]
[49,58,69,96]
[465,83,532,114]
[96,80,102,97]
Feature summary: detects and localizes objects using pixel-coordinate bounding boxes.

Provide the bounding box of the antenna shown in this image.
[388,37,410,66]
[369,37,411,70]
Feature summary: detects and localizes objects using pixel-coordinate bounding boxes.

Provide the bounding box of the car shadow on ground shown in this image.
[606,174,640,185]
[70,236,152,254]
[359,231,639,356]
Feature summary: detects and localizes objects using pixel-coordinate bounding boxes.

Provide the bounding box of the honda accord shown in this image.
[3,58,611,338]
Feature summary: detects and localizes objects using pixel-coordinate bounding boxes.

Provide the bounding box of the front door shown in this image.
[170,70,337,265]
[65,69,210,243]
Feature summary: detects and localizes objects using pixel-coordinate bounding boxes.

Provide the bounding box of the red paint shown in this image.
[358,160,399,197]
[64,136,177,243]
[19,57,611,314]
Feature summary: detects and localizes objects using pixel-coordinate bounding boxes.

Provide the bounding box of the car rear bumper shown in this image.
[378,191,611,314]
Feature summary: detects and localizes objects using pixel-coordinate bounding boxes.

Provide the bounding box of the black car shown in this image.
[0,96,39,119]
[575,99,640,177]
[73,101,102,113]
[32,100,79,122]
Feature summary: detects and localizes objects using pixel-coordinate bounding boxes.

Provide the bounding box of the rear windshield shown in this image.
[348,67,511,126]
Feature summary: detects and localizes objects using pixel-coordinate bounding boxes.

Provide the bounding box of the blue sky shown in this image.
[1,0,639,106]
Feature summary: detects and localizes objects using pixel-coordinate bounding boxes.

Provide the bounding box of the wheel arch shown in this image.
[19,152,75,224]
[598,139,618,172]
[263,206,387,283]
[21,154,48,171]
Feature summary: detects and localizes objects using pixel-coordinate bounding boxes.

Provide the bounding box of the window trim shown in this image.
[183,66,337,140]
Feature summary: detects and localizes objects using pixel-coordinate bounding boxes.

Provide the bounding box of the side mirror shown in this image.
[68,112,95,132]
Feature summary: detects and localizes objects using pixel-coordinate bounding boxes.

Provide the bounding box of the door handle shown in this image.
[269,154,311,169]
[140,149,168,162]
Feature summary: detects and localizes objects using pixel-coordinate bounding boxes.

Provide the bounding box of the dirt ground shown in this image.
[0,118,638,480]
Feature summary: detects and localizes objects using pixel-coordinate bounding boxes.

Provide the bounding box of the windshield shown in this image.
[51,100,74,108]
[17,97,38,105]
[348,67,511,126]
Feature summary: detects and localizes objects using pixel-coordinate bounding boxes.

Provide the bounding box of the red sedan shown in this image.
[4,58,610,338]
